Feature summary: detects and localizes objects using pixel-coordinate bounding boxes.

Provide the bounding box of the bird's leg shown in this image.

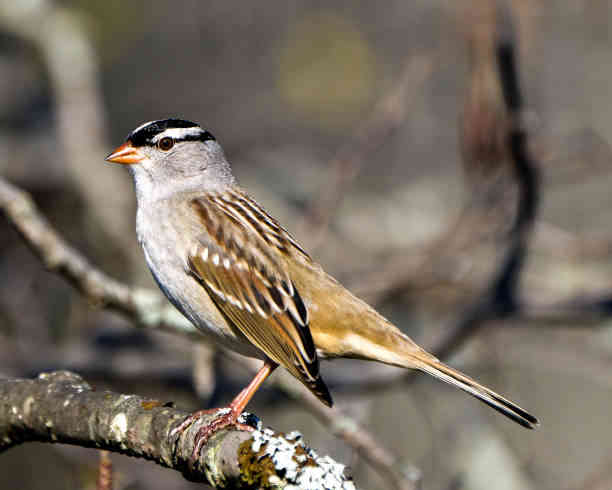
[170,359,277,460]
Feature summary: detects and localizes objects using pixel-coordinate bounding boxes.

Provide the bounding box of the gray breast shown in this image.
[135,202,261,358]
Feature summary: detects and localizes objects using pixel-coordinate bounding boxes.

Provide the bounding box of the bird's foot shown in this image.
[171,407,256,461]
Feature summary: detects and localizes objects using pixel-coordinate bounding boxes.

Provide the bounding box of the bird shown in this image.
[106,118,538,457]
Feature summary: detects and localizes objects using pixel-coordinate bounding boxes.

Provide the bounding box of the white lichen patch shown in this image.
[249,428,355,490]
[88,412,97,442]
[63,394,74,407]
[23,396,35,416]
[110,413,128,440]
[112,394,134,408]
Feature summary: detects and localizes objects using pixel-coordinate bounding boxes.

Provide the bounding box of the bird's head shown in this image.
[106,119,234,195]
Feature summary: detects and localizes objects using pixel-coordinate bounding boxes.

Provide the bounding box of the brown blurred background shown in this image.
[1,1,612,489]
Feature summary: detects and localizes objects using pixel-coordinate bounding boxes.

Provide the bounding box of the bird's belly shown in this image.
[141,241,261,359]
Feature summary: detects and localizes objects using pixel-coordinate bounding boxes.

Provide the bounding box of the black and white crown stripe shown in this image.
[151,127,211,143]
[127,119,215,147]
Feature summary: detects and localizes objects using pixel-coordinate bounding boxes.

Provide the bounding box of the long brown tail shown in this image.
[414,356,539,429]
[304,276,539,427]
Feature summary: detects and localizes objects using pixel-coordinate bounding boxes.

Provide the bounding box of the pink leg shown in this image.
[170,359,277,460]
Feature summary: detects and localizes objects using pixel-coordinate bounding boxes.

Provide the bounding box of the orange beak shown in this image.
[105,142,145,164]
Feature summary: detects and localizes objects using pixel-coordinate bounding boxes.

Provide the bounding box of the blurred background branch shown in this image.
[0,1,139,272]
[0,175,195,337]
[298,54,434,251]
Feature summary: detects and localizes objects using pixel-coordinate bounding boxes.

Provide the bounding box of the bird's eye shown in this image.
[158,137,174,151]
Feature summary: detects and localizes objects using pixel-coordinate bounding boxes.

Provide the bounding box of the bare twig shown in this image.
[351,4,542,369]
[335,4,557,399]
[340,5,520,312]
[0,177,196,338]
[97,451,113,490]
[298,56,433,250]
[0,371,356,489]
[416,3,539,361]
[0,1,137,266]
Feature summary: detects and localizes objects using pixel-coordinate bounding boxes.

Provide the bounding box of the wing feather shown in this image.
[187,190,331,406]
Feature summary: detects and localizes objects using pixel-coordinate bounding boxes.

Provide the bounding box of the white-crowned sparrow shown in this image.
[106,119,538,457]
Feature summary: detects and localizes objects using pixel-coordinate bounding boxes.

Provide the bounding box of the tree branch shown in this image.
[0,0,138,267]
[97,450,113,490]
[431,2,539,359]
[0,177,196,338]
[0,371,355,489]
[355,3,543,367]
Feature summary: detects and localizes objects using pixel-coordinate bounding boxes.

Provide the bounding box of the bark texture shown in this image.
[0,371,355,489]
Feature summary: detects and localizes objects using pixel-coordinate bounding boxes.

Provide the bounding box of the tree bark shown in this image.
[0,371,355,489]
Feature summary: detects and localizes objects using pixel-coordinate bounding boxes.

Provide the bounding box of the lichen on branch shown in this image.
[0,371,355,489]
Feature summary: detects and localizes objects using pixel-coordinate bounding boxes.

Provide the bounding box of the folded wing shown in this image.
[187,190,332,406]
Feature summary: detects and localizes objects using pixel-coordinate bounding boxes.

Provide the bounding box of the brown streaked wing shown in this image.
[187,193,332,406]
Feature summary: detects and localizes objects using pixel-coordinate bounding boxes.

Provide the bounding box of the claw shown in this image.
[169,360,277,466]
[190,411,254,460]
[170,407,230,439]
[170,407,255,464]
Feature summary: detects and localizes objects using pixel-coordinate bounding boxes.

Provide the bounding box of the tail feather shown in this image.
[416,356,539,429]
